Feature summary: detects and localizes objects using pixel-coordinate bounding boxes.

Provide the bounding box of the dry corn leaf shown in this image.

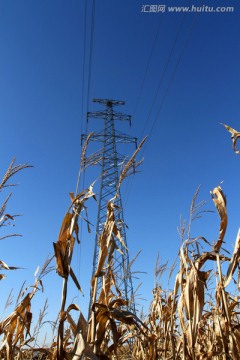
[94,303,148,331]
[71,312,98,360]
[55,187,96,278]
[53,238,74,278]
[0,293,31,334]
[196,252,230,270]
[108,298,127,309]
[69,267,83,294]
[222,123,240,154]
[53,212,76,278]
[0,260,19,271]
[210,186,227,253]
[224,228,240,288]
[178,294,186,333]
[233,329,240,352]
[229,333,239,360]
[95,312,109,352]
[107,318,120,355]
[58,213,74,243]
[118,136,147,189]
[94,202,115,277]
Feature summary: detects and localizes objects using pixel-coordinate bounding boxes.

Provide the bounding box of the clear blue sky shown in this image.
[0,0,240,336]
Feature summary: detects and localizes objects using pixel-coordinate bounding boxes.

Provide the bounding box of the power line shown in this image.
[139,11,188,141]
[124,12,199,207]
[80,0,87,139]
[76,0,96,196]
[145,13,198,148]
[132,17,164,120]
[75,0,96,302]
[86,0,96,119]
[122,18,164,204]
[123,12,188,207]
[76,0,88,197]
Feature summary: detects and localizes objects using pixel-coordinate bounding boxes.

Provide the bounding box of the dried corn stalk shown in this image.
[53,185,96,360]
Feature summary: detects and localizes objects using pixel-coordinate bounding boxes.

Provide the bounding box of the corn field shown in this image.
[0,125,240,359]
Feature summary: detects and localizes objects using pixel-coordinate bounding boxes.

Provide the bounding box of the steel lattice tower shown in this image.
[82,98,137,314]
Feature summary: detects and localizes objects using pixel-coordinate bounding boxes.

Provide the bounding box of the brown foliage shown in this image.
[2,128,240,359]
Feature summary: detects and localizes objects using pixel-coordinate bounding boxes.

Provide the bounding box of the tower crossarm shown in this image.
[81,133,137,145]
[87,111,131,124]
[92,98,125,106]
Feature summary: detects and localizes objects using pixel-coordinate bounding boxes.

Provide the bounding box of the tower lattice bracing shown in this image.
[82,98,137,314]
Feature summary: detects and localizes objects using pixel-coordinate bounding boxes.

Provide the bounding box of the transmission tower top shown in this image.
[92,98,125,106]
[86,98,132,126]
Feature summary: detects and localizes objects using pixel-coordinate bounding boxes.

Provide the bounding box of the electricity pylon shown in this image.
[82,98,137,314]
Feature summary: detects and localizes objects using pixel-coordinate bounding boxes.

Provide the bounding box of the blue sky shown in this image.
[0,0,240,336]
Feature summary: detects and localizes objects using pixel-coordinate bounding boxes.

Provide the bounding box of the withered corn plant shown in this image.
[0,257,53,360]
[52,132,98,359]
[0,158,32,279]
[132,260,177,360]
[53,186,97,360]
[0,158,32,359]
[0,160,56,360]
